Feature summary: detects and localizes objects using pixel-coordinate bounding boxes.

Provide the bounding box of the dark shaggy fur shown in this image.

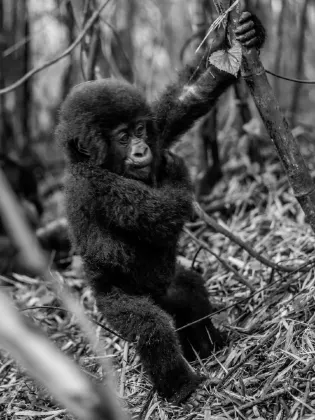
[57,13,265,404]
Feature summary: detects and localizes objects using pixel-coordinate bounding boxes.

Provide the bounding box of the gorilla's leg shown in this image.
[96,289,203,403]
[161,267,226,361]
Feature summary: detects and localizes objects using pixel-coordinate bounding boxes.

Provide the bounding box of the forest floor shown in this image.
[1,127,315,420]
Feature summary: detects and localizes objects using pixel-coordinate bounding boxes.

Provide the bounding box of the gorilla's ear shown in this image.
[73,136,90,156]
[92,136,108,166]
[71,129,107,165]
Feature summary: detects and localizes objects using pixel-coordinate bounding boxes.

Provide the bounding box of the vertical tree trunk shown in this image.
[273,0,286,100]
[86,24,101,81]
[289,0,310,127]
[159,0,176,70]
[9,0,30,154]
[21,0,31,154]
[0,0,5,154]
[110,0,135,83]
[233,79,251,131]
[0,0,15,155]
[70,0,111,80]
[188,0,209,175]
[226,1,315,233]
[69,0,86,27]
[188,0,208,49]
[61,1,75,100]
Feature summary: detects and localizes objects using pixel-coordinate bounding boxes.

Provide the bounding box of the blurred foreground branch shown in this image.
[0,292,127,420]
[0,166,129,420]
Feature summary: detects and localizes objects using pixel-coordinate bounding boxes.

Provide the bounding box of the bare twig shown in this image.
[194,201,304,273]
[184,226,255,291]
[2,2,68,58]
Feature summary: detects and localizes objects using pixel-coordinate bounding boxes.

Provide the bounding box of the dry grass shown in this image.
[1,137,315,420]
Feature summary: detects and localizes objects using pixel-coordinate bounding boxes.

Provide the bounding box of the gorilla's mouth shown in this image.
[126,155,153,169]
[126,164,151,181]
[125,155,153,180]
[131,162,151,169]
[133,165,151,175]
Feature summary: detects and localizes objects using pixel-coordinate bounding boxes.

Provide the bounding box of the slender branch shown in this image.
[266,69,315,85]
[177,258,314,332]
[2,2,68,58]
[184,226,255,291]
[194,201,303,273]
[0,0,111,96]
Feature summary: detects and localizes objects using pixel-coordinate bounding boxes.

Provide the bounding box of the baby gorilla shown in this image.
[57,13,265,404]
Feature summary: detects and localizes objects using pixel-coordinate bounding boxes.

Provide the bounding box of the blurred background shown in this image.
[1,0,315,170]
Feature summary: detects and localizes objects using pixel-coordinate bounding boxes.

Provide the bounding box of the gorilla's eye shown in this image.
[135,122,145,137]
[118,132,129,145]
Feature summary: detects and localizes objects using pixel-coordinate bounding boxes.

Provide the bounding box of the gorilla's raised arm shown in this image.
[153,11,266,149]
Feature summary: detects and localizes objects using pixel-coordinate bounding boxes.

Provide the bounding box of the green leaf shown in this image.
[209,41,242,76]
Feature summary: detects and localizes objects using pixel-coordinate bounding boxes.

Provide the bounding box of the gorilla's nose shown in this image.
[134,144,149,158]
[132,143,152,167]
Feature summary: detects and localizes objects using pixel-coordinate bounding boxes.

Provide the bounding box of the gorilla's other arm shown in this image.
[95,175,191,242]
[68,162,192,244]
